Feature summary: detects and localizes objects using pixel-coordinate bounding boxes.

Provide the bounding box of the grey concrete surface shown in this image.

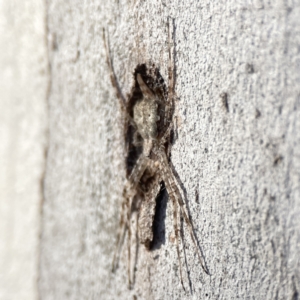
[40,0,300,299]
[0,1,48,300]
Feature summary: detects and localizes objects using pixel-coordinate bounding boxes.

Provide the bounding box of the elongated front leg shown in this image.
[167,18,175,115]
[158,149,209,275]
[169,182,186,290]
[102,29,126,108]
[112,193,129,272]
[102,29,136,129]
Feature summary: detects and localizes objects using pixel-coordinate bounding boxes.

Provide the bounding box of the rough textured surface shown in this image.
[0,1,48,299]
[40,0,300,299]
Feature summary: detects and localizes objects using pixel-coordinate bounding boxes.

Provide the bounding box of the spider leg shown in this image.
[112,191,129,272]
[158,18,176,157]
[102,29,126,108]
[129,163,160,287]
[164,18,176,132]
[102,29,137,129]
[128,155,151,187]
[144,150,185,289]
[132,205,140,288]
[112,154,152,286]
[161,122,173,144]
[167,18,175,103]
[112,184,138,288]
[170,179,186,290]
[159,149,209,275]
[127,194,133,289]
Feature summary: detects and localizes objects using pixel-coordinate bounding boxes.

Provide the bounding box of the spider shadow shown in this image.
[148,182,194,293]
[149,182,168,250]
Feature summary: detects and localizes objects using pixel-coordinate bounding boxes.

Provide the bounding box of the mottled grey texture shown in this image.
[40,0,300,299]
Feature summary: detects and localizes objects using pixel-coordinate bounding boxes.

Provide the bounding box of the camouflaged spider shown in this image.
[103,21,208,290]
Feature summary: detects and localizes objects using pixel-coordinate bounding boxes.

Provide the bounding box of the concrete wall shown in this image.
[39,1,300,299]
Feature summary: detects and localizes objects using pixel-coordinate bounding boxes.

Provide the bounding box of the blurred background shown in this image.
[0,1,48,299]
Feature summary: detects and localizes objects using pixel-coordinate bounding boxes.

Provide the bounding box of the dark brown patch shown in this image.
[220,92,229,112]
[246,63,255,74]
[273,155,283,166]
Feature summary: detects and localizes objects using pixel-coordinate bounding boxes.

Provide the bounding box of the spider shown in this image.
[103,20,208,290]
